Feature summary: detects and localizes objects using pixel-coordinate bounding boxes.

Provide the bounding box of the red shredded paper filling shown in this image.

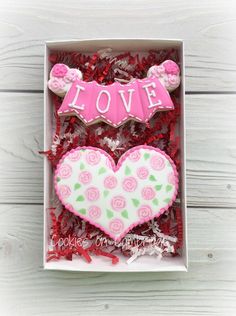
[42,48,183,265]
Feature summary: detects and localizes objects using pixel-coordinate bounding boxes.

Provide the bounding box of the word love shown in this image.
[57,77,174,127]
[55,146,178,241]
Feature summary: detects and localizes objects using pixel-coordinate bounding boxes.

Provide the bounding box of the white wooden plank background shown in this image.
[0,0,236,92]
[0,0,236,315]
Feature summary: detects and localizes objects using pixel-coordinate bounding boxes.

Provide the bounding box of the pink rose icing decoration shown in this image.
[154,65,166,75]
[54,145,178,241]
[48,78,66,93]
[88,206,101,220]
[148,65,166,78]
[111,196,126,211]
[58,164,72,179]
[58,185,71,198]
[104,175,118,189]
[137,167,149,179]
[138,205,153,220]
[109,218,124,234]
[64,69,80,83]
[85,187,100,201]
[86,151,101,165]
[142,187,156,200]
[163,60,180,75]
[150,155,165,171]
[168,74,180,86]
[122,177,137,192]
[67,151,81,161]
[51,64,68,77]
[79,171,92,184]
[129,151,141,162]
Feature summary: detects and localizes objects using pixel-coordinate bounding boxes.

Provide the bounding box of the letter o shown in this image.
[96,90,111,114]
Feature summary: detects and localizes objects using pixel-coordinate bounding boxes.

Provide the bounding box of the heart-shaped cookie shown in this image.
[54,145,178,241]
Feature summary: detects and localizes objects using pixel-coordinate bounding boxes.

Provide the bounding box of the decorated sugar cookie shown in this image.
[48,64,83,97]
[147,60,180,92]
[55,145,178,241]
[48,60,180,127]
[57,76,175,127]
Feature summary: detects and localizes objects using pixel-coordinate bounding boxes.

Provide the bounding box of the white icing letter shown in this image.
[69,85,85,110]
[142,82,162,108]
[96,90,111,114]
[118,89,135,113]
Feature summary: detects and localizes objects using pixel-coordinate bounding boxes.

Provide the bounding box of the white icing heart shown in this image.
[54,145,178,241]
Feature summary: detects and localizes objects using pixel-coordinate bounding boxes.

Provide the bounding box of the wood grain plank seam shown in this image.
[0,202,44,206]
[0,89,43,94]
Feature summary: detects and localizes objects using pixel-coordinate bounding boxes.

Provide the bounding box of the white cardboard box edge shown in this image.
[43,38,187,272]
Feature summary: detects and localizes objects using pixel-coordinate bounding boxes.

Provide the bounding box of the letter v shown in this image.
[118,89,135,113]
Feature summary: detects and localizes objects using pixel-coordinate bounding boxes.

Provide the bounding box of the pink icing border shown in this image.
[54,145,179,242]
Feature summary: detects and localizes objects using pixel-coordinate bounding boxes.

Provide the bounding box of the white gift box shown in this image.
[44,39,187,272]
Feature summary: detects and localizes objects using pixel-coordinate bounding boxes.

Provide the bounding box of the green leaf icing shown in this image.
[152,198,159,206]
[103,190,109,198]
[144,153,150,160]
[125,166,131,175]
[166,184,173,192]
[155,184,162,191]
[106,209,114,219]
[80,162,85,170]
[164,198,171,203]
[76,195,85,202]
[56,177,61,182]
[121,210,129,219]
[79,208,86,215]
[132,198,140,207]
[74,183,81,190]
[98,167,106,175]
[149,175,157,181]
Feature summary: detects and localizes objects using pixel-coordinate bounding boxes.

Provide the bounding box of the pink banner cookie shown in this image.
[57,76,174,127]
[54,145,178,241]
